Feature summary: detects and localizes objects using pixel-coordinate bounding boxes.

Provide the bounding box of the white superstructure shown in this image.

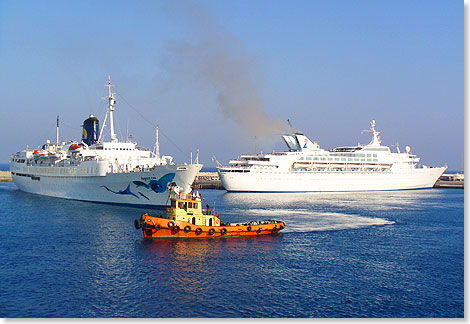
[10,77,202,207]
[218,120,446,192]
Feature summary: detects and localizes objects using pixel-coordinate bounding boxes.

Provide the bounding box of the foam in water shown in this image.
[228,207,395,233]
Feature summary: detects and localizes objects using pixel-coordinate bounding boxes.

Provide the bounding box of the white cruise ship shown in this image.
[10,77,202,207]
[218,120,446,192]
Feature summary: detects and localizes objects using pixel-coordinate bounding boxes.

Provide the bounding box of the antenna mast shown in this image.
[105,76,118,142]
[153,126,160,159]
[56,115,59,146]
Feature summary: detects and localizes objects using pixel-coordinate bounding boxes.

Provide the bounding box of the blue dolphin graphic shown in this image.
[133,173,175,194]
[101,184,140,199]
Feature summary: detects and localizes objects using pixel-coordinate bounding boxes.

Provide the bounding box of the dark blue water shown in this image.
[0,183,463,318]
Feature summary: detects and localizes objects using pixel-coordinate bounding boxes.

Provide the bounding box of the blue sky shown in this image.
[0,0,463,170]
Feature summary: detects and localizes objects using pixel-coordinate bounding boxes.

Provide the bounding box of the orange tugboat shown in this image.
[134,192,285,239]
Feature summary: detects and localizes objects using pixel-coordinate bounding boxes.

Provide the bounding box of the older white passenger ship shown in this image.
[218,120,446,192]
[10,77,202,207]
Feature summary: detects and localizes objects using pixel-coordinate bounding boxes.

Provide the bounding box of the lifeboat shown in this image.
[134,193,285,239]
[68,143,82,151]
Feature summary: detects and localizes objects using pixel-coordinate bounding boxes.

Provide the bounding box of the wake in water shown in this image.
[227,208,395,233]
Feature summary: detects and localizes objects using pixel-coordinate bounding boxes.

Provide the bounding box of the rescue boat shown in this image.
[134,192,286,239]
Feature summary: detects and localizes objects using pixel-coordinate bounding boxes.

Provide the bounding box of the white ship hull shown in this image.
[219,167,447,192]
[11,164,202,207]
[10,76,204,208]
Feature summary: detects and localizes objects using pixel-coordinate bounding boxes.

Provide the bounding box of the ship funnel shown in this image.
[82,115,100,145]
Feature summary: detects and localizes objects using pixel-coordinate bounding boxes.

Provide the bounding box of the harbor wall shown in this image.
[0,171,12,182]
[192,172,224,190]
[1,170,463,189]
[192,172,464,190]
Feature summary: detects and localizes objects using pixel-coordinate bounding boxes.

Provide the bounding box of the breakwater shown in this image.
[1,170,463,189]
[192,172,224,190]
[0,171,12,182]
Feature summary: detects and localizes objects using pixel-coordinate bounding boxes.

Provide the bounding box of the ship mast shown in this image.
[56,115,59,146]
[105,76,118,142]
[153,126,160,159]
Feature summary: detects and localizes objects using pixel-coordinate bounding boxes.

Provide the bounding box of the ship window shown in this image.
[314,157,318,160]
[373,154,377,157]
[188,202,193,208]
[321,158,326,161]
[354,158,359,161]
[171,200,176,208]
[348,158,353,161]
[367,154,371,157]
[306,157,312,161]
[334,158,339,161]
[341,158,346,161]
[194,203,198,209]
[192,217,196,225]
[209,218,213,226]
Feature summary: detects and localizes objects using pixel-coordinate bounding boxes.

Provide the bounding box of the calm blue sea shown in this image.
[0,183,463,318]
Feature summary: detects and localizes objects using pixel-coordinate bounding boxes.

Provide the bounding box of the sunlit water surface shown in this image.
[0,183,463,317]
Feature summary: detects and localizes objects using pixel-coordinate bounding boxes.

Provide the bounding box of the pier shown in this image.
[192,172,224,190]
[434,173,464,189]
[192,172,465,190]
[0,171,12,182]
[1,170,463,189]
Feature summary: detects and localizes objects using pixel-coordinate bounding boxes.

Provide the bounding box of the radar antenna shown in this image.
[98,76,118,143]
[391,142,400,153]
[361,119,381,146]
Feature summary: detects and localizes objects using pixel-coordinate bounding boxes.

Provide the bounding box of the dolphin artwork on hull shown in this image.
[133,173,176,193]
[101,184,140,199]
[100,173,177,200]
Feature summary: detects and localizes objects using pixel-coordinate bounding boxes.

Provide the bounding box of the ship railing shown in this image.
[225,220,280,226]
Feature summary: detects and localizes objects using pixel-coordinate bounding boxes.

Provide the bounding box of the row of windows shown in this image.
[171,200,199,209]
[362,147,390,152]
[103,147,133,151]
[300,156,378,162]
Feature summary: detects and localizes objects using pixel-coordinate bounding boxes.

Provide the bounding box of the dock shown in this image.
[0,171,12,182]
[192,172,224,190]
[433,173,464,189]
[1,170,463,189]
[191,172,465,190]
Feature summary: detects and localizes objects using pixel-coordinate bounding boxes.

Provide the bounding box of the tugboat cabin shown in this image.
[167,194,221,227]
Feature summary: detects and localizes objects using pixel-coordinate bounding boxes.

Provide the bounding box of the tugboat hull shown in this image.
[135,214,285,239]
